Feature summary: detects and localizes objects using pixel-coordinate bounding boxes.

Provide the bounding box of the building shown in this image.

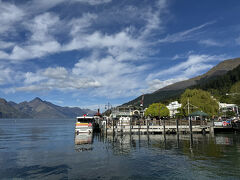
[166,101,182,118]
[219,102,239,116]
[111,106,144,118]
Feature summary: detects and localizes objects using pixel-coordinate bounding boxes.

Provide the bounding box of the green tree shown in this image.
[230,81,240,105]
[180,89,219,116]
[175,107,187,118]
[144,103,169,117]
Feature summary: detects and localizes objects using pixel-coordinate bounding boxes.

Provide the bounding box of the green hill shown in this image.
[124,58,240,107]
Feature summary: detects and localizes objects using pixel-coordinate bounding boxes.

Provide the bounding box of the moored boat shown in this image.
[75,115,94,134]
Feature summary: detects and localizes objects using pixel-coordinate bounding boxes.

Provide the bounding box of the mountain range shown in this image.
[124,57,240,107]
[0,97,95,119]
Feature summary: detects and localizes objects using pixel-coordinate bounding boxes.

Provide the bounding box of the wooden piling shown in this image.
[189,117,193,134]
[163,118,166,134]
[147,119,149,135]
[130,117,132,135]
[176,119,179,134]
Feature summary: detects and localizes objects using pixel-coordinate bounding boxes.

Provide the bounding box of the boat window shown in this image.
[77,118,93,123]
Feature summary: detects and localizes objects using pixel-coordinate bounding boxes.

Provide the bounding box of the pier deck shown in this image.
[103,125,210,134]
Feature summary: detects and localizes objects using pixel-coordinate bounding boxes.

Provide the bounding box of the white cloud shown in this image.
[140,0,167,38]
[72,54,147,98]
[157,21,215,43]
[64,30,142,52]
[0,66,14,85]
[236,36,240,45]
[16,66,101,92]
[73,0,112,5]
[199,39,223,47]
[146,77,186,92]
[1,0,223,100]
[0,1,25,34]
[146,54,228,93]
[69,13,97,36]
[0,41,14,49]
[148,54,225,80]
[25,12,60,43]
[25,0,111,13]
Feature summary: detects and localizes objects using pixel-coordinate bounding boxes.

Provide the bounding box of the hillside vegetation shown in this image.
[124,58,240,107]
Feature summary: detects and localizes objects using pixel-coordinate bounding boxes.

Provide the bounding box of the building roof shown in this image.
[188,110,208,117]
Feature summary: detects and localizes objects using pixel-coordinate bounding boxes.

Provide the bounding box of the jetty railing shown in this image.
[101,118,209,134]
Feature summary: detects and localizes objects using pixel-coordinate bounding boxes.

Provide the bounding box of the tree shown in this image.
[230,81,240,105]
[144,103,169,117]
[180,89,219,116]
[175,107,187,118]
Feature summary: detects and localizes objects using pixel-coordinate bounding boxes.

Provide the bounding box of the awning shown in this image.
[188,110,208,117]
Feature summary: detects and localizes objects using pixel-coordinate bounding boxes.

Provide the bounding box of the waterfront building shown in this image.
[219,102,239,116]
[166,101,182,118]
[110,106,144,118]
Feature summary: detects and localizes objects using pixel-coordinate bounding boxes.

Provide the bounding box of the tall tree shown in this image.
[144,103,169,117]
[230,81,240,105]
[180,89,219,116]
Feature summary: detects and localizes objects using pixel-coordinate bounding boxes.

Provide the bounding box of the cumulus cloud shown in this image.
[72,54,147,98]
[16,66,101,92]
[0,0,224,101]
[25,12,60,43]
[11,53,148,98]
[0,1,25,34]
[0,66,14,85]
[0,41,15,49]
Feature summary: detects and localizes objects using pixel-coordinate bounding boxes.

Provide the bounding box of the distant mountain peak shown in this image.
[0,97,95,119]
[0,98,7,104]
[32,97,43,102]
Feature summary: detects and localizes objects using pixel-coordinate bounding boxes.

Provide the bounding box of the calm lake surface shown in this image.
[0,119,240,179]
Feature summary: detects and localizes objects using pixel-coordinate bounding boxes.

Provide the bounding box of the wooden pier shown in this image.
[106,125,210,134]
[99,119,211,135]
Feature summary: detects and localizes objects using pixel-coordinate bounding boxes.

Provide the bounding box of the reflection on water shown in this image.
[74,133,93,152]
[0,119,240,179]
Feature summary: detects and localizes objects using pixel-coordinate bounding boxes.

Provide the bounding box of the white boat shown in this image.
[75,115,94,134]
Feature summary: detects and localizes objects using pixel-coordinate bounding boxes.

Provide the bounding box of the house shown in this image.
[167,101,182,118]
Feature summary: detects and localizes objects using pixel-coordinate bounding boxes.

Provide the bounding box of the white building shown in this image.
[219,102,239,115]
[167,101,182,117]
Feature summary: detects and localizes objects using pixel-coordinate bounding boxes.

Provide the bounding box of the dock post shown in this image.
[176,119,179,134]
[147,118,149,135]
[113,118,115,136]
[163,118,166,135]
[105,117,108,137]
[130,117,132,135]
[138,118,140,135]
[189,117,193,134]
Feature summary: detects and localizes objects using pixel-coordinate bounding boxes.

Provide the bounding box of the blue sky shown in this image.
[0,0,240,110]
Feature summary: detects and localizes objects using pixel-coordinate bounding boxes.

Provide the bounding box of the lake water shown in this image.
[0,119,240,179]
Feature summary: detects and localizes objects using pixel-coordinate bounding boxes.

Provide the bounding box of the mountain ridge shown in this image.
[158,58,240,91]
[124,57,240,107]
[0,97,95,119]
